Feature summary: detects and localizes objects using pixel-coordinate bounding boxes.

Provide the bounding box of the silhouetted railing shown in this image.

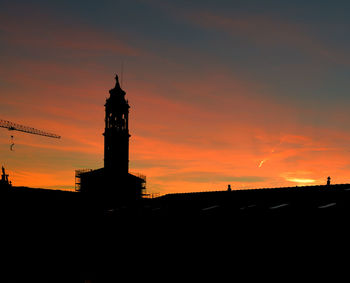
[129,171,146,182]
[75,169,93,191]
[142,192,165,199]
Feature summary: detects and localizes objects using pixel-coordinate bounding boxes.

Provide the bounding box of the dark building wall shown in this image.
[78,168,145,207]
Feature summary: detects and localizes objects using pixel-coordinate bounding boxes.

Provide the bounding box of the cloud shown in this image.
[286,178,316,184]
[0,6,140,57]
[186,12,305,44]
[8,168,75,190]
[147,4,350,65]
[157,171,267,183]
[3,58,350,193]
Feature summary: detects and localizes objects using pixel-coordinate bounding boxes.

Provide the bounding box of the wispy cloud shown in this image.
[143,1,350,66]
[185,11,350,64]
[0,6,140,57]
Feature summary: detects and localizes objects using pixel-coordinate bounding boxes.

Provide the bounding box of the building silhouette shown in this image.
[76,75,145,206]
[2,74,350,282]
[104,74,130,174]
[0,166,11,189]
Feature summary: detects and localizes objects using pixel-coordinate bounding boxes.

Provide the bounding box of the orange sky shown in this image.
[2,1,350,195]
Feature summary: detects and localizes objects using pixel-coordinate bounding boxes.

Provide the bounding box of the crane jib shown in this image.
[0,119,61,139]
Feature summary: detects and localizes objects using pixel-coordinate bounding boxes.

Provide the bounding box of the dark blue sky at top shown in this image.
[2,0,350,115]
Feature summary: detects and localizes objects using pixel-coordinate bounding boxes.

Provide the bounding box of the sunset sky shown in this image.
[2,0,350,194]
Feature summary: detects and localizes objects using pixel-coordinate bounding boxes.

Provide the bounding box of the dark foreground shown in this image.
[2,185,350,282]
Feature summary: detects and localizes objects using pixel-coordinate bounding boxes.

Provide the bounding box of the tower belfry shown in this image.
[76,74,145,205]
[104,74,130,175]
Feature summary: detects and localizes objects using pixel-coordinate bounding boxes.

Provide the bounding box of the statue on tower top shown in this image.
[109,73,126,97]
[115,74,120,86]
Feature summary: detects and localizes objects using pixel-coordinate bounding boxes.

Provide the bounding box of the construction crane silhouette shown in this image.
[0,119,61,138]
[0,119,60,150]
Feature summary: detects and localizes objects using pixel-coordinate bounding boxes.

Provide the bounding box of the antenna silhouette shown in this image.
[121,60,124,88]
